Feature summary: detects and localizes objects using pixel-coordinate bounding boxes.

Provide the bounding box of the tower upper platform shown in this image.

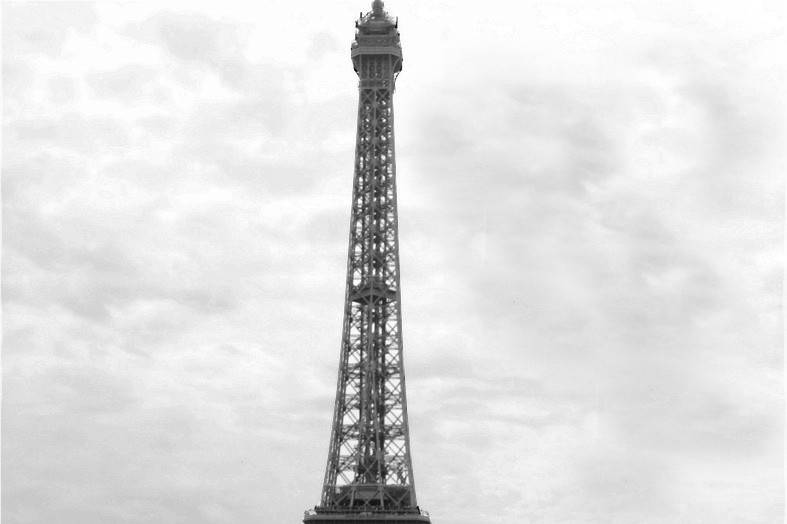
[351,0,402,73]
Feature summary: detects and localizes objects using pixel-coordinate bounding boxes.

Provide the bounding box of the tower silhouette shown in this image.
[303,2,430,523]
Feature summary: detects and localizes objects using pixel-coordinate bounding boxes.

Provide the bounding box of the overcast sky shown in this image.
[2,1,784,523]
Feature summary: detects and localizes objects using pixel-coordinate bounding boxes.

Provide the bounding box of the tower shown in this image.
[304,2,430,523]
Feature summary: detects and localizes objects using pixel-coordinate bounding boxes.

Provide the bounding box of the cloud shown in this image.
[2,2,98,56]
[2,1,783,524]
[128,11,251,86]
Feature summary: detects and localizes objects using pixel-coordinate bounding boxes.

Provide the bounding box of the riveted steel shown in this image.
[305,2,429,523]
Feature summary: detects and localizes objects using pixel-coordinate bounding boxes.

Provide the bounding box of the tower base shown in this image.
[303,510,431,524]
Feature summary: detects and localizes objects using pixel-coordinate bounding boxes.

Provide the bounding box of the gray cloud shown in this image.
[2,2,783,524]
[129,11,251,86]
[2,2,97,56]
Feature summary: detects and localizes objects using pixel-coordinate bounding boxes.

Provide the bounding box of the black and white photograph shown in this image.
[1,1,784,523]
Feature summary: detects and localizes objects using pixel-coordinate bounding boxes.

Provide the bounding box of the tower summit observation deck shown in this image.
[303,2,430,524]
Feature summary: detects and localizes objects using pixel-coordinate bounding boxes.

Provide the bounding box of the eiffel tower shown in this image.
[303,2,430,523]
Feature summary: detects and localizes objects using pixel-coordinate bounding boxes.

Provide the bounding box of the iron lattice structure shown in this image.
[305,2,430,523]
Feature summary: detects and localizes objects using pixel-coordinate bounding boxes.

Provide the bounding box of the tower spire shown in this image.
[303,2,429,524]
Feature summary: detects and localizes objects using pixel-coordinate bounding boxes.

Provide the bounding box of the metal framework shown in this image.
[305,2,429,523]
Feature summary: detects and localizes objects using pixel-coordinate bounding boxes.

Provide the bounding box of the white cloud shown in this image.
[2,1,783,523]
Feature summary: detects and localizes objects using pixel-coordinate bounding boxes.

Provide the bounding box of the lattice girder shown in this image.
[305,4,429,524]
[315,5,419,516]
